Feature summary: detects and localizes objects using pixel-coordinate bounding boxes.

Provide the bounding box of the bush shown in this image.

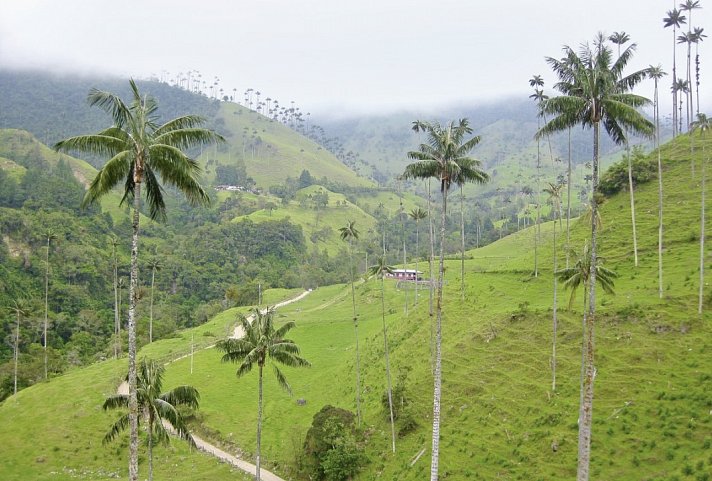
[303,405,365,481]
[599,146,656,196]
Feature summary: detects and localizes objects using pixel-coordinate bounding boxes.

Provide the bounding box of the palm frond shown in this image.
[160,386,200,409]
[154,128,225,151]
[272,364,292,395]
[103,413,130,445]
[102,394,129,410]
[81,151,133,208]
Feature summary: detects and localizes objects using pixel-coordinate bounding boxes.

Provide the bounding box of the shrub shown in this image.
[599,146,656,196]
[303,405,365,481]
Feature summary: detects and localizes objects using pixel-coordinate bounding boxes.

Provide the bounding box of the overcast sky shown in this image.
[1,0,709,118]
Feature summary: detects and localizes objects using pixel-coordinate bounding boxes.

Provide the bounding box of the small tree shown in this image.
[303,405,364,481]
[368,256,396,454]
[216,307,310,481]
[338,220,362,426]
[8,299,30,397]
[103,358,199,481]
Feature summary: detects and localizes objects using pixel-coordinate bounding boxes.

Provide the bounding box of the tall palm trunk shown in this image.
[577,121,600,481]
[256,364,263,481]
[535,121,541,277]
[127,182,141,481]
[401,201,408,315]
[348,240,362,426]
[430,186,447,481]
[427,180,435,370]
[699,141,706,314]
[380,275,396,453]
[552,212,558,392]
[414,219,420,305]
[149,265,156,343]
[687,34,693,131]
[656,80,664,299]
[567,128,572,268]
[113,243,120,359]
[428,179,435,317]
[460,186,465,300]
[626,141,639,266]
[695,48,700,115]
[148,411,154,481]
[13,309,20,396]
[673,24,679,137]
[43,236,50,379]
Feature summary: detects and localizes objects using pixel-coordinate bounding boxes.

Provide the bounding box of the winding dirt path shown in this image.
[116,290,312,481]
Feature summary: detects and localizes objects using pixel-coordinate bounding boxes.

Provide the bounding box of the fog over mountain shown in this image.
[1,0,709,116]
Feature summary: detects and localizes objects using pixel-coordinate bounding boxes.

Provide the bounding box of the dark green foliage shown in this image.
[298,169,315,189]
[599,148,657,196]
[302,405,365,481]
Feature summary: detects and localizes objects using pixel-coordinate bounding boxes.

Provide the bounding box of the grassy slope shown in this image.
[0,289,301,481]
[168,133,711,480]
[0,134,710,481]
[0,128,131,221]
[0,155,26,180]
[207,103,373,189]
[231,185,422,254]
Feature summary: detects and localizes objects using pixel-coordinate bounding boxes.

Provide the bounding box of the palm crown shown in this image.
[216,307,310,394]
[538,35,654,144]
[555,242,617,309]
[54,79,223,220]
[403,119,488,192]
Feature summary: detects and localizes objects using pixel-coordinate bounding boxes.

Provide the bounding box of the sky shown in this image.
[0,0,710,118]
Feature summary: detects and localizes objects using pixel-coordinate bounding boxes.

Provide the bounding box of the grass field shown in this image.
[0,133,710,481]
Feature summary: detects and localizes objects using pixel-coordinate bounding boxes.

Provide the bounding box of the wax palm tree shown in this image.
[338,220,362,426]
[664,8,687,137]
[557,241,617,417]
[678,31,696,130]
[54,79,222,481]
[608,31,630,57]
[43,229,57,380]
[692,27,706,114]
[529,85,547,277]
[403,118,487,481]
[409,207,428,305]
[557,241,617,414]
[397,190,409,314]
[8,299,29,397]
[674,78,691,134]
[680,1,702,123]
[147,257,161,344]
[610,32,640,266]
[691,113,711,314]
[368,256,397,454]
[103,358,199,481]
[556,242,617,311]
[544,182,562,391]
[454,155,488,299]
[648,65,668,299]
[538,34,653,481]
[216,307,309,481]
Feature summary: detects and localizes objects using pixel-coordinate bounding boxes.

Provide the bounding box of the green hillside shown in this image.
[202,102,373,190]
[1,133,709,480]
[0,129,131,221]
[230,185,423,255]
